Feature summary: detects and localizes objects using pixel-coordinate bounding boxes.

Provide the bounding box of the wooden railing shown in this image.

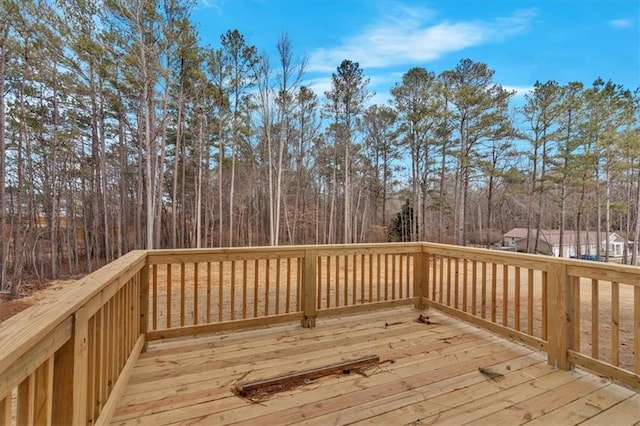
[0,243,638,425]
[0,250,148,426]
[417,243,640,388]
[145,244,420,339]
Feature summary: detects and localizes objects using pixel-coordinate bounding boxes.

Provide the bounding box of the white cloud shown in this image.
[308,7,537,73]
[608,18,634,29]
[502,85,534,98]
[304,76,333,97]
[198,0,225,12]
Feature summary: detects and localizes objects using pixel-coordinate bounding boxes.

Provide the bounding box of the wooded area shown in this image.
[1,0,639,294]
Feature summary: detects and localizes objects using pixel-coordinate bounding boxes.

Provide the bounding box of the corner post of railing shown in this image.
[546,261,573,370]
[52,307,89,425]
[139,251,150,352]
[413,244,427,310]
[301,249,317,328]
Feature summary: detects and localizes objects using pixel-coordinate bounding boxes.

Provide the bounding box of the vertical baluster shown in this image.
[481,262,487,319]
[527,269,534,335]
[265,259,270,315]
[231,260,236,320]
[286,258,292,313]
[592,279,599,359]
[502,264,509,326]
[352,255,357,305]
[152,264,158,330]
[166,264,172,328]
[471,260,477,315]
[317,256,322,309]
[335,255,340,307]
[376,254,381,302]
[17,373,36,425]
[86,315,95,422]
[514,266,521,331]
[0,395,12,425]
[218,261,224,322]
[612,281,620,366]
[34,356,54,425]
[180,263,186,327]
[399,254,404,299]
[297,257,302,311]
[194,263,199,325]
[360,254,365,303]
[634,285,640,374]
[462,258,468,312]
[253,259,259,317]
[368,254,373,303]
[454,257,459,309]
[243,260,248,319]
[342,254,347,306]
[572,276,581,355]
[275,258,281,315]
[542,271,548,340]
[407,254,412,298]
[438,256,444,303]
[491,263,497,322]
[326,256,331,308]
[207,262,212,323]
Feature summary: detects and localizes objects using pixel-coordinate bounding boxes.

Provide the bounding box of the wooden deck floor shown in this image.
[110,307,640,425]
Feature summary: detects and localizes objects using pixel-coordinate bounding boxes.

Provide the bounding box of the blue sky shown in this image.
[191,1,639,105]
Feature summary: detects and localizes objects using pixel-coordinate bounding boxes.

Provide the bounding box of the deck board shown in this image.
[110,307,639,425]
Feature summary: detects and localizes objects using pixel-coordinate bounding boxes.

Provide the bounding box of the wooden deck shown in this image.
[110,307,640,425]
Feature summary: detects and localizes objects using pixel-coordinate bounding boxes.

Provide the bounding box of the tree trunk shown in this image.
[632,169,640,265]
[0,23,8,288]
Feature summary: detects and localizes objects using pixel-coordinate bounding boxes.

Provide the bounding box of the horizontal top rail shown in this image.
[146,242,423,265]
[0,250,147,374]
[566,263,640,286]
[423,242,640,283]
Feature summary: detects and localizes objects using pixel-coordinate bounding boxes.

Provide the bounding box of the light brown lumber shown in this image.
[568,351,640,389]
[0,317,72,398]
[127,320,471,386]
[122,322,478,393]
[464,373,610,425]
[352,367,580,426]
[131,317,473,380]
[118,329,485,410]
[527,383,637,425]
[135,310,471,369]
[138,307,419,360]
[94,334,145,426]
[422,297,547,351]
[114,343,529,426]
[112,320,516,424]
[146,313,303,341]
[296,356,550,426]
[237,355,380,395]
[222,346,532,426]
[120,319,482,399]
[0,250,146,374]
[579,393,640,425]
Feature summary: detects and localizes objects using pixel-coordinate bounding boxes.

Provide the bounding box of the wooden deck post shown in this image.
[413,246,426,310]
[52,308,89,425]
[301,250,317,328]
[546,263,573,370]
[139,261,150,352]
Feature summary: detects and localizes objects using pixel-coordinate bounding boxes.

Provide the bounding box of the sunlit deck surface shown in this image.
[110,307,640,425]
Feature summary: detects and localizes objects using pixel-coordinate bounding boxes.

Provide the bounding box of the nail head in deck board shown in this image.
[236,355,380,395]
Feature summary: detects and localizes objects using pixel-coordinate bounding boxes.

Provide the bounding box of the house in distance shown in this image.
[502,228,633,259]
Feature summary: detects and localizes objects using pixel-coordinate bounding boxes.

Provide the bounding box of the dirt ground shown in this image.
[0,279,77,322]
